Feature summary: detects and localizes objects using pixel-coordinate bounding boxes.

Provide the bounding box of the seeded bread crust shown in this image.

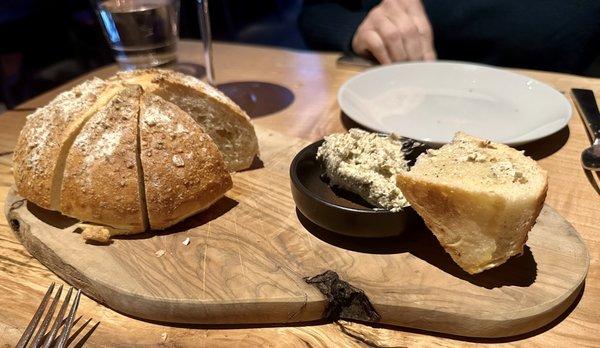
[13,78,112,209]
[139,93,233,230]
[60,86,146,232]
[13,70,245,241]
[113,69,259,172]
[396,132,548,274]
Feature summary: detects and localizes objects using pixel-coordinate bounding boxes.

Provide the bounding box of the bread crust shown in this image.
[139,93,233,230]
[113,69,259,172]
[13,78,110,209]
[14,71,240,238]
[60,85,146,232]
[396,133,548,274]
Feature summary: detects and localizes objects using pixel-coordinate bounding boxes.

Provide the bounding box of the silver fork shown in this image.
[17,282,82,348]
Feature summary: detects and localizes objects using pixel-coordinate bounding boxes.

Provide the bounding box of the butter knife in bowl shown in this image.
[571,88,600,171]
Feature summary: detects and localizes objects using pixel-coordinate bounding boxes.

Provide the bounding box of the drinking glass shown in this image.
[94,0,180,69]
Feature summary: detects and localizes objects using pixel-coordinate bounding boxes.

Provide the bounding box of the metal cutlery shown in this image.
[571,88,600,171]
[16,283,82,348]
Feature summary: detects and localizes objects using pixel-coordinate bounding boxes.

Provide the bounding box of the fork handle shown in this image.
[572,88,600,143]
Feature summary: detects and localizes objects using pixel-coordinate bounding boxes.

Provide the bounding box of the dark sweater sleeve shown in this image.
[298,1,370,52]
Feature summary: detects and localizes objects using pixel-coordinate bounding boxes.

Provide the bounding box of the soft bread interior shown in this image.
[112,70,259,172]
[396,132,547,274]
[149,81,258,172]
[49,86,122,210]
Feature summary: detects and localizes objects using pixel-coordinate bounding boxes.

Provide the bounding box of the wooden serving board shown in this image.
[5,127,589,338]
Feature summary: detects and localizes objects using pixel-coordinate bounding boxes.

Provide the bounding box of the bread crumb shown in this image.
[155,249,166,257]
[182,237,190,246]
[161,332,168,342]
[81,225,111,243]
[79,223,129,242]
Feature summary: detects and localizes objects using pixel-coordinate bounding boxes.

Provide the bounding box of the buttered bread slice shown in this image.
[396,132,548,274]
[139,93,233,230]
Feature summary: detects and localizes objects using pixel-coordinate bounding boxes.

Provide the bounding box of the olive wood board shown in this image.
[4,126,589,338]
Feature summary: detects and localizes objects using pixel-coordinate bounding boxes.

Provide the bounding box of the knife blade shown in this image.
[572,88,600,144]
[571,88,600,170]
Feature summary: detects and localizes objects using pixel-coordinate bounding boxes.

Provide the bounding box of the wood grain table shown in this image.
[1,40,599,347]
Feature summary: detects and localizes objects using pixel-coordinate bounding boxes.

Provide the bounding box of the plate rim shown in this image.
[338,60,572,146]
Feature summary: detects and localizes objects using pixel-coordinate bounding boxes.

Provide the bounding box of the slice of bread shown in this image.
[60,85,146,232]
[13,78,117,210]
[114,69,259,172]
[139,93,233,230]
[396,132,548,274]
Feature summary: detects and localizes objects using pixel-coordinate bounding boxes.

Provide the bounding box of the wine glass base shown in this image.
[217,81,294,118]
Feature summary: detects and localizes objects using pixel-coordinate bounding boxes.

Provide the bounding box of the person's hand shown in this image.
[352,0,436,64]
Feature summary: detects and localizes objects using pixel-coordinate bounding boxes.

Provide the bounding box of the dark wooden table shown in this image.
[0,40,599,346]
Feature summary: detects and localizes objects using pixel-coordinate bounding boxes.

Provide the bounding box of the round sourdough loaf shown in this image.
[13,69,258,240]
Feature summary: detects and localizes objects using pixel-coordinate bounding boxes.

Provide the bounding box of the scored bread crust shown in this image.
[113,69,259,172]
[13,78,113,209]
[139,93,233,230]
[60,85,146,232]
[396,132,548,274]
[13,71,246,239]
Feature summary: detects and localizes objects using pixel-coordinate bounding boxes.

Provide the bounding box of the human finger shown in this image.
[354,29,392,64]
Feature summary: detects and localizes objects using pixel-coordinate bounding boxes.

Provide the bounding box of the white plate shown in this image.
[338,61,572,146]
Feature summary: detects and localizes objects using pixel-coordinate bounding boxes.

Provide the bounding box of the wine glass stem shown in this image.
[198,0,215,85]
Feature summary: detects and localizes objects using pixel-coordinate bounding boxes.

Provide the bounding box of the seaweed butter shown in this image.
[316,128,409,211]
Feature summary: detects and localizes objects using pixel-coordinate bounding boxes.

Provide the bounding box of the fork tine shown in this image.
[30,284,63,348]
[41,286,73,348]
[55,289,82,348]
[16,282,55,348]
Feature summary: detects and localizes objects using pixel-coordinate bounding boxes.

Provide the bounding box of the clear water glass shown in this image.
[95,0,180,69]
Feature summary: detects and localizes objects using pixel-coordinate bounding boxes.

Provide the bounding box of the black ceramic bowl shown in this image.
[290,140,415,238]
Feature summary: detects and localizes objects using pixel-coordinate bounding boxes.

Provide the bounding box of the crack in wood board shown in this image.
[335,321,408,348]
[287,292,309,321]
[202,221,211,296]
[232,208,246,279]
